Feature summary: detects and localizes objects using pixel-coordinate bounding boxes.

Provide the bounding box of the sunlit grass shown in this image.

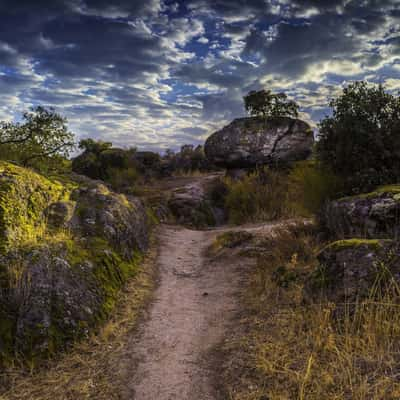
[224,224,400,400]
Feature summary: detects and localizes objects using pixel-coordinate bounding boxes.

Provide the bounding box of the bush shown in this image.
[316,81,400,193]
[224,168,289,224]
[106,167,139,192]
[287,161,344,216]
[162,144,216,175]
[72,140,139,191]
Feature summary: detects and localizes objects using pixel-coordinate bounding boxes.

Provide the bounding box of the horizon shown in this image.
[1,0,399,151]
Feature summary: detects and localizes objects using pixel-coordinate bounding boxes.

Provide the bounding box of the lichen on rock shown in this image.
[204,116,314,169]
[305,239,400,304]
[0,162,67,251]
[0,162,149,362]
[322,185,400,239]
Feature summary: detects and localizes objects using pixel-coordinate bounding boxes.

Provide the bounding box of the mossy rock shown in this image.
[0,162,68,251]
[337,184,400,202]
[305,239,400,304]
[322,184,400,239]
[320,238,388,252]
[0,163,150,364]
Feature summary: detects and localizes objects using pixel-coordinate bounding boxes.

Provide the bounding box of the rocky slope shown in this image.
[0,162,149,361]
[313,184,400,304]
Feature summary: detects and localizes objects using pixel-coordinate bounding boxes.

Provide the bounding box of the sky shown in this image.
[0,0,399,152]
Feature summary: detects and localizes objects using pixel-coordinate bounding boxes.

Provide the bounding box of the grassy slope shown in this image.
[217,224,400,400]
[0,234,158,400]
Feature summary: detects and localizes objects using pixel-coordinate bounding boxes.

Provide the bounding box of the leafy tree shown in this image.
[0,106,75,168]
[316,81,400,192]
[244,89,299,118]
[78,138,112,154]
[73,139,141,190]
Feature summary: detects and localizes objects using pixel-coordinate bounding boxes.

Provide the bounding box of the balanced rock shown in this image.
[322,185,400,239]
[204,116,314,169]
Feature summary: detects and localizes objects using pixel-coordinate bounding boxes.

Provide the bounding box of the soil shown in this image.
[121,225,247,399]
[120,174,281,399]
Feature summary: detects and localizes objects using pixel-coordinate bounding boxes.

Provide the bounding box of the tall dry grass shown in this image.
[220,163,343,225]
[224,224,400,400]
[223,168,290,224]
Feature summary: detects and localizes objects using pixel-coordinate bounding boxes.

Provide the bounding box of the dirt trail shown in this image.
[122,224,252,400]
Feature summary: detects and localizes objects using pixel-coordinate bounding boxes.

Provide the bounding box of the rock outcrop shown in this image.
[0,162,149,359]
[168,174,226,228]
[322,185,400,239]
[204,116,314,169]
[306,239,400,304]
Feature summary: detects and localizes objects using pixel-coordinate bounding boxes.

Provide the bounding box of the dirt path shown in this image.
[122,224,250,400]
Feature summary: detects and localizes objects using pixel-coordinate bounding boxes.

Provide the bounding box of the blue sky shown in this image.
[0,0,399,151]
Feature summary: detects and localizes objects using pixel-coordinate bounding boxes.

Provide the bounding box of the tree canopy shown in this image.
[316,81,400,192]
[0,106,75,169]
[244,89,299,119]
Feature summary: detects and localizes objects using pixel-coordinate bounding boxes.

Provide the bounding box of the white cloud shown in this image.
[197,36,209,44]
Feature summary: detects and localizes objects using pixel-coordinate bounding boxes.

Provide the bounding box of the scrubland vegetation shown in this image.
[215,82,400,399]
[211,161,342,225]
[1,81,400,399]
[218,224,400,399]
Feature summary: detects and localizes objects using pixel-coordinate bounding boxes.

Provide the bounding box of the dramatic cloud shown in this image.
[0,0,399,150]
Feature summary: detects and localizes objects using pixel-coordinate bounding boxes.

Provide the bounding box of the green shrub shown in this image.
[287,161,344,216]
[224,168,289,224]
[221,163,342,224]
[244,89,299,118]
[72,140,140,191]
[316,81,400,193]
[106,167,139,192]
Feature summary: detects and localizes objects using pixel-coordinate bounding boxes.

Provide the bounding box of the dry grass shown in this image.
[0,233,159,400]
[172,169,210,178]
[223,169,291,224]
[222,223,400,400]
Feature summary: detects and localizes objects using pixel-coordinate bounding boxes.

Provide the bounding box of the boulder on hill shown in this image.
[204,116,314,169]
[321,185,400,239]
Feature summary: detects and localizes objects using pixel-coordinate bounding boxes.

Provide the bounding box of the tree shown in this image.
[0,106,75,168]
[244,89,299,118]
[78,138,112,154]
[316,81,400,192]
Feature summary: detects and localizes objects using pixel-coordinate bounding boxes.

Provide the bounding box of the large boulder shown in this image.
[204,116,314,169]
[0,162,149,359]
[322,185,400,239]
[305,239,400,304]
